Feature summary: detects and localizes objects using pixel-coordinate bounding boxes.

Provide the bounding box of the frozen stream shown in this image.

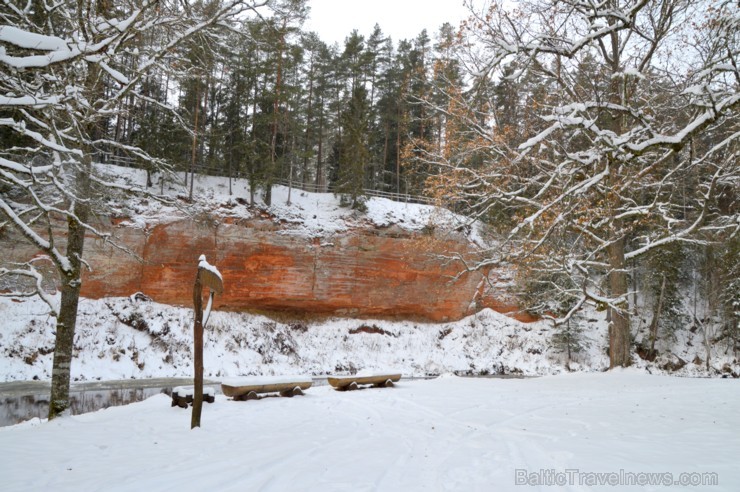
[0,378,222,427]
[0,376,454,427]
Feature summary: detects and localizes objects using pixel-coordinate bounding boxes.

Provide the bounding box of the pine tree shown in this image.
[260,0,308,205]
[336,85,371,209]
[551,318,588,369]
[365,25,390,189]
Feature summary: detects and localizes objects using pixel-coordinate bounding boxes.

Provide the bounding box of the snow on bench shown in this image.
[220,376,313,400]
[327,373,402,391]
[171,386,216,408]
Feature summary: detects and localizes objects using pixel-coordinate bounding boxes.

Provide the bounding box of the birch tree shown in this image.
[429,0,739,367]
[0,0,267,419]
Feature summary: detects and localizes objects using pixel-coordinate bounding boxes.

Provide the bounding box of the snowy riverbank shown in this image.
[0,372,737,491]
[1,295,737,384]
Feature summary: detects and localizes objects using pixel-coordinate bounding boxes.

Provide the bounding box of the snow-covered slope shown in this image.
[101,165,480,242]
[0,295,566,381]
[2,295,737,382]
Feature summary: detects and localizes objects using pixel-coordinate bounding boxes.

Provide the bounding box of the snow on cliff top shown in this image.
[98,164,486,244]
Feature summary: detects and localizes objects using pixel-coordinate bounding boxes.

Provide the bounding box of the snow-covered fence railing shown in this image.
[95,153,231,177]
[90,155,436,206]
[275,179,330,194]
[276,179,435,206]
[363,188,435,206]
[94,152,138,168]
[192,164,234,178]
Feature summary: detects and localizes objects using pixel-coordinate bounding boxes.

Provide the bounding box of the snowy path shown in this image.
[0,372,737,491]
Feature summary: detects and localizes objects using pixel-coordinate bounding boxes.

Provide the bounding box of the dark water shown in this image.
[0,377,335,427]
[0,375,449,427]
[0,378,219,427]
[0,387,164,426]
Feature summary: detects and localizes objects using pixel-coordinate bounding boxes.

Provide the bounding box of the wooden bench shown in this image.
[171,386,216,408]
[327,374,402,391]
[220,376,313,401]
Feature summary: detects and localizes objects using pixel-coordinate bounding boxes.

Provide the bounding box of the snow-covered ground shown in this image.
[1,372,737,491]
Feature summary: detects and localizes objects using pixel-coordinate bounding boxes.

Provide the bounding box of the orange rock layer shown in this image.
[7,218,534,323]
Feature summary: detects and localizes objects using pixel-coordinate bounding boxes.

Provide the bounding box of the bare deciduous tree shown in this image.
[0,0,267,418]
[427,0,739,367]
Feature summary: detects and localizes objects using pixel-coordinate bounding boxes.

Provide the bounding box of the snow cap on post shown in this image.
[197,255,223,294]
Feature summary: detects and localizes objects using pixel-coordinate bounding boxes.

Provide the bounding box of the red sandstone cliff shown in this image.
[3,216,531,323]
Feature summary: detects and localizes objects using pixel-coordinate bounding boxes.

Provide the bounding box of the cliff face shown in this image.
[4,217,530,322]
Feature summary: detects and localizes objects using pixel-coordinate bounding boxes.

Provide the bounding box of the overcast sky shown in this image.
[303,0,472,46]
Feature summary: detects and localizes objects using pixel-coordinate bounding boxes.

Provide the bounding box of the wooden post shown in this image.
[191,271,204,429]
[191,256,223,429]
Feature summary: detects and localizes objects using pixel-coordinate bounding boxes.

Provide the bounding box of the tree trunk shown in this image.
[48,254,83,418]
[648,275,667,357]
[383,123,389,188]
[267,26,286,207]
[48,31,99,416]
[396,107,401,194]
[699,315,712,372]
[49,169,90,419]
[303,57,314,187]
[317,104,324,191]
[605,21,631,369]
[565,319,572,369]
[189,82,201,201]
[250,74,259,205]
[608,235,631,368]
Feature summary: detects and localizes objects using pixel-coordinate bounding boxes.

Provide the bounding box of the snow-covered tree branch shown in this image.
[430,0,739,367]
[0,0,269,419]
